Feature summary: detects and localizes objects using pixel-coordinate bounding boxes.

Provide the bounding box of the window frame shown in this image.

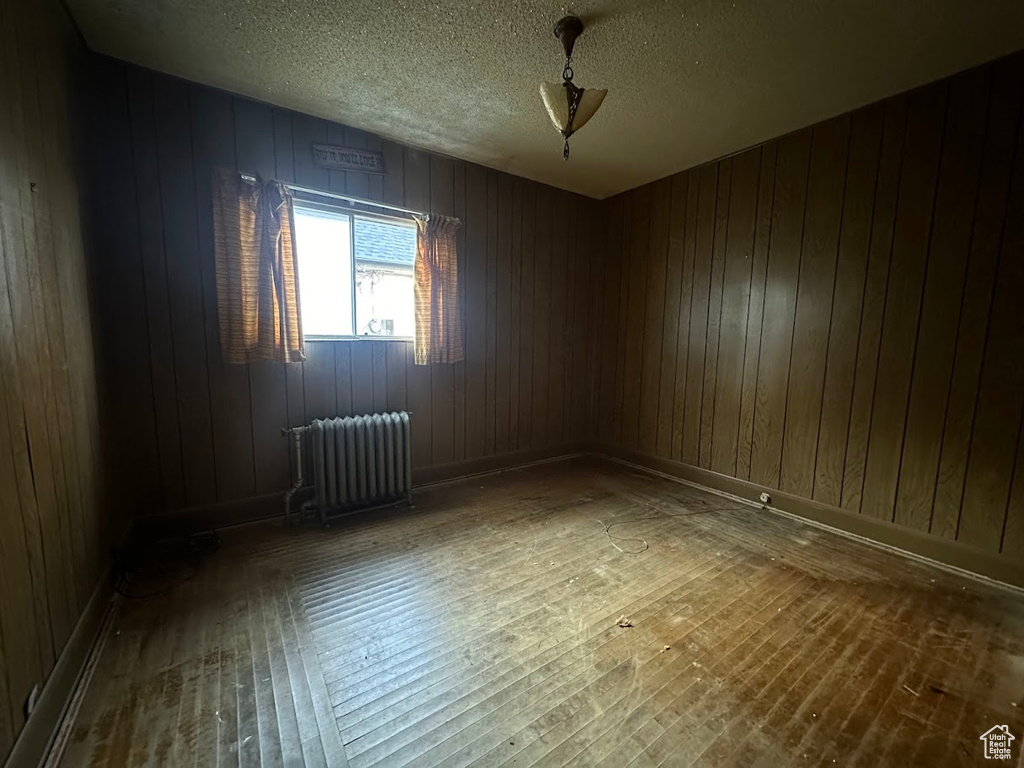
[293,196,417,343]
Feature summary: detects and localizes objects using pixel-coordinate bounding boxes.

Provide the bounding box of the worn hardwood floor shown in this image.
[61,458,1024,767]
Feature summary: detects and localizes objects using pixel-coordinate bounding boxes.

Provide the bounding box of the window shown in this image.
[293,201,416,338]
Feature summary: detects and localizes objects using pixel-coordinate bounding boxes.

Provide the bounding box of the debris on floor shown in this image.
[617,615,633,628]
[661,645,671,653]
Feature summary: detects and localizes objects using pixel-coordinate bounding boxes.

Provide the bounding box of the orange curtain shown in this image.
[211,168,305,363]
[413,214,464,365]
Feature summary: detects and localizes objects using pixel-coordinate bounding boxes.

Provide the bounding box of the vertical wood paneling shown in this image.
[594,52,1024,573]
[893,68,989,532]
[403,148,432,468]
[484,171,499,454]
[494,174,513,455]
[428,155,455,464]
[564,196,581,440]
[548,190,569,446]
[780,116,850,497]
[0,3,54,734]
[617,191,640,447]
[153,74,218,506]
[623,187,651,449]
[349,343,373,415]
[516,181,536,450]
[612,199,632,448]
[597,195,623,446]
[699,160,732,469]
[192,89,257,502]
[749,129,811,488]
[0,0,108,757]
[736,144,777,481]
[860,82,947,521]
[531,185,552,448]
[334,343,353,416]
[382,139,408,426]
[274,110,306,444]
[302,344,335,421]
[565,194,583,440]
[656,176,685,458]
[12,11,81,640]
[91,58,157,520]
[841,96,908,513]
[508,178,523,450]
[126,68,186,510]
[812,105,884,507]
[236,98,292,493]
[639,179,669,455]
[930,57,1024,540]
[0,341,43,747]
[957,98,1024,552]
[671,173,699,462]
[569,198,592,441]
[682,166,717,464]
[371,343,388,414]
[710,149,760,476]
[452,161,467,461]
[1004,425,1024,555]
[44,11,103,589]
[464,163,487,458]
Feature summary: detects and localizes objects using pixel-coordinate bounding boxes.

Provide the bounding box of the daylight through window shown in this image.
[293,202,416,339]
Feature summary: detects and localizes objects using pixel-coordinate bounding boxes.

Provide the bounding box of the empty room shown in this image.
[2,0,1024,766]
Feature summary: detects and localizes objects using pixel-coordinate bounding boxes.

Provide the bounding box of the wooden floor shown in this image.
[60,458,1024,767]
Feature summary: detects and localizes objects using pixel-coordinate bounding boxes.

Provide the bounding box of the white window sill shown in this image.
[304,335,413,343]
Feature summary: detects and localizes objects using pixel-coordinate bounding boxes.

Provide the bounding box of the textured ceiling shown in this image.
[67,0,1024,199]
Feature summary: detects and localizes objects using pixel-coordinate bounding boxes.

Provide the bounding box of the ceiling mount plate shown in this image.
[553,15,584,59]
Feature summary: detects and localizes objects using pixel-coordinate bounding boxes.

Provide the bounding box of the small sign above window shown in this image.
[312,144,386,175]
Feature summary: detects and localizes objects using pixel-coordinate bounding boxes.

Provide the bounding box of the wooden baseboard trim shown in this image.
[595,444,1024,591]
[5,571,114,768]
[134,444,592,536]
[411,443,590,487]
[134,492,287,538]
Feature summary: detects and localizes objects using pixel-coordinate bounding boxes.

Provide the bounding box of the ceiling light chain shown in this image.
[540,16,607,161]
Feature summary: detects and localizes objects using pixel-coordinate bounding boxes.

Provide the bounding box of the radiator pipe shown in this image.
[282,426,305,525]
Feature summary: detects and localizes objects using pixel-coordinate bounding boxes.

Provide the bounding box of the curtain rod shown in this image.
[239,173,455,221]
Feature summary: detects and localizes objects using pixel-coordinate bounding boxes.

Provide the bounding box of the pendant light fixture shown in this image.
[540,15,607,160]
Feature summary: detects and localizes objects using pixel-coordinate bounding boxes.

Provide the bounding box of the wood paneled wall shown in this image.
[0,1,108,760]
[595,52,1024,566]
[89,59,600,519]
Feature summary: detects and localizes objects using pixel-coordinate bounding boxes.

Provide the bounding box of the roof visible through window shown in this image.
[354,217,416,269]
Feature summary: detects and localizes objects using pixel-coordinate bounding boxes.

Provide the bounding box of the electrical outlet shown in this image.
[759,492,772,505]
[25,683,40,718]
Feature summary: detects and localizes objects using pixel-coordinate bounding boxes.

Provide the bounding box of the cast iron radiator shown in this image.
[285,411,412,524]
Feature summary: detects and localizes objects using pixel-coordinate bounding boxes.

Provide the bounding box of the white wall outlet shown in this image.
[759,492,772,505]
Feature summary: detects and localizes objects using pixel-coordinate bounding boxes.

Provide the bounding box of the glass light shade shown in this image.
[540,81,607,136]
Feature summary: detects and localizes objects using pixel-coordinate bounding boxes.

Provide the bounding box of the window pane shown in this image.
[353,217,416,337]
[294,205,353,336]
